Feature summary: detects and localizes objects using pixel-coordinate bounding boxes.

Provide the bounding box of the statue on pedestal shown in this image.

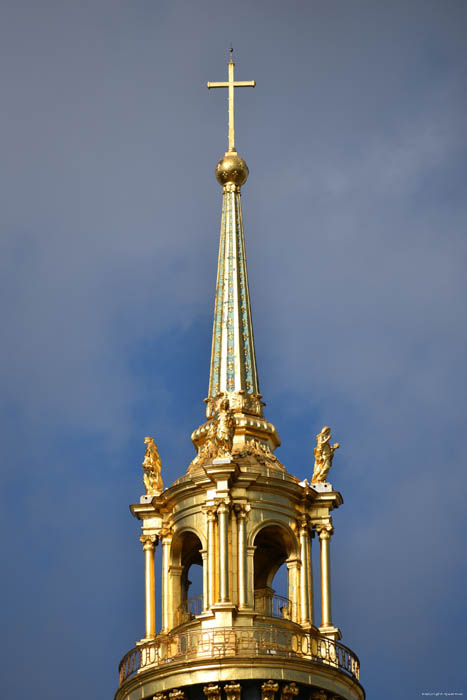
[142,436,163,494]
[312,426,339,483]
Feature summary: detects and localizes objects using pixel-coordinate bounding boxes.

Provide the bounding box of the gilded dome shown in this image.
[215,152,249,186]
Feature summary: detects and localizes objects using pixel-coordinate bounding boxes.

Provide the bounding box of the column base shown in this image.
[211,602,237,611]
[209,602,237,627]
[299,622,319,633]
[136,635,157,645]
[319,624,342,641]
[236,607,257,622]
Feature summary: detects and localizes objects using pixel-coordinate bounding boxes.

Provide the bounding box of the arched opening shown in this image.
[171,530,203,626]
[253,524,295,620]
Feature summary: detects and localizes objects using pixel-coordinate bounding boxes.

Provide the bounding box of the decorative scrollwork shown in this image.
[190,398,235,467]
[233,437,283,468]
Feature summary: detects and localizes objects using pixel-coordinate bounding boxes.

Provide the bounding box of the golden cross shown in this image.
[207,48,256,153]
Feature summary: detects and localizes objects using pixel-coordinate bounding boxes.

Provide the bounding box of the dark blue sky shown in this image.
[1,1,466,699]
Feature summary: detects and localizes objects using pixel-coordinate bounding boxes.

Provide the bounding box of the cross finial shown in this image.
[207,53,256,153]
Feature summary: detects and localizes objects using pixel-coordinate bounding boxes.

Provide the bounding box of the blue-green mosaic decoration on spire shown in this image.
[208,180,259,398]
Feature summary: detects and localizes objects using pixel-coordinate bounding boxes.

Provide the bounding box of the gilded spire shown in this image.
[205,53,259,402]
[189,55,281,470]
[208,163,259,398]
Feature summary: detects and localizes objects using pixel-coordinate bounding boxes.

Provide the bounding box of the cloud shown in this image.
[1,2,467,699]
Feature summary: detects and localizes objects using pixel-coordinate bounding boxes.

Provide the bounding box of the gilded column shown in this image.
[308,529,315,625]
[206,507,217,608]
[286,556,301,623]
[217,500,230,602]
[236,504,249,608]
[201,549,208,612]
[246,545,255,608]
[317,524,334,628]
[140,534,157,639]
[161,529,172,632]
[299,518,311,625]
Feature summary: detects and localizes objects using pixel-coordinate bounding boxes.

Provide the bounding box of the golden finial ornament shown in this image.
[142,436,163,494]
[207,48,255,187]
[312,426,340,483]
[215,153,249,187]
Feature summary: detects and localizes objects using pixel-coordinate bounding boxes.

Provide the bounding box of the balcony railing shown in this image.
[175,594,204,625]
[119,625,360,687]
[254,591,293,619]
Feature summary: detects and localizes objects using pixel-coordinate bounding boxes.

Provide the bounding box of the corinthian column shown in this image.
[317,524,334,628]
[160,529,172,632]
[206,507,217,608]
[299,518,311,625]
[217,501,230,602]
[236,504,249,608]
[140,534,157,639]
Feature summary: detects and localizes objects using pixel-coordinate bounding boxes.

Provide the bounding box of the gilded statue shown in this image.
[214,398,235,457]
[312,426,339,483]
[142,436,163,494]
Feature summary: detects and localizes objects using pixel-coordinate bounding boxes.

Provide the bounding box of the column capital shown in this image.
[298,515,311,533]
[280,683,299,700]
[261,681,279,700]
[160,525,173,542]
[216,499,230,515]
[203,505,218,521]
[139,534,157,551]
[203,685,221,700]
[224,683,241,700]
[310,692,328,700]
[233,502,250,518]
[168,691,186,700]
[316,523,334,540]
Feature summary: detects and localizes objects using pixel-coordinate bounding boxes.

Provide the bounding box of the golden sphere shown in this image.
[215,153,249,186]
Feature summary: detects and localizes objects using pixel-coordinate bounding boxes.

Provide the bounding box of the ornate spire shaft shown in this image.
[209,181,259,398]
